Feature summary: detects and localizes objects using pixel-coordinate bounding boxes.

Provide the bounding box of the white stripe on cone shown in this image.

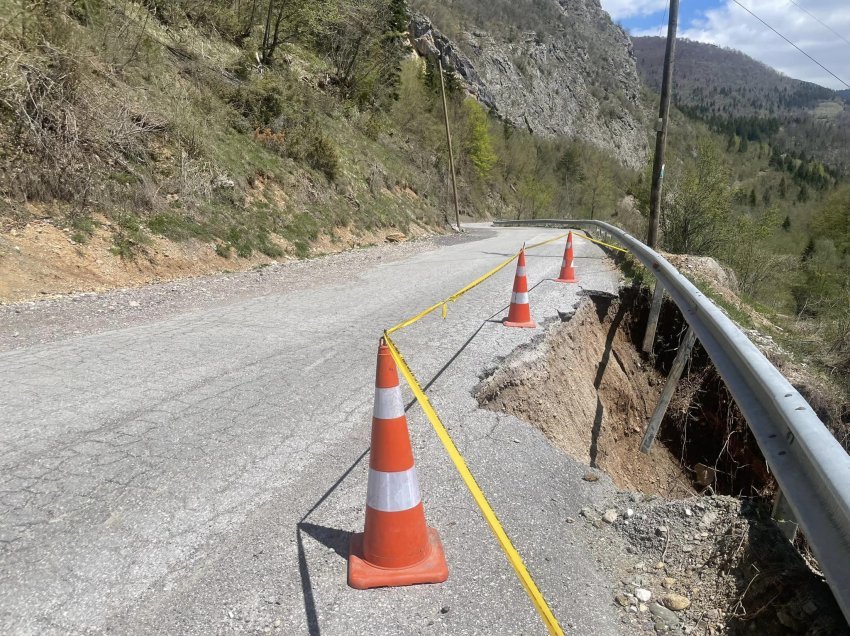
[373,387,405,420]
[511,291,529,305]
[366,467,421,512]
[515,266,526,277]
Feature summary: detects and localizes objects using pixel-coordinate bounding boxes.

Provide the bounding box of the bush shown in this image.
[307,133,339,180]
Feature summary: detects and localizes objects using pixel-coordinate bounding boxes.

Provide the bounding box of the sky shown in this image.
[599,0,850,90]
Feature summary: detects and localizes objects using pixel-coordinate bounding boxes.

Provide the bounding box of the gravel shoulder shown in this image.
[0,231,477,353]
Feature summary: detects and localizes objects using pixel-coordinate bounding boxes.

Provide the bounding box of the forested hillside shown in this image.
[632,37,850,172]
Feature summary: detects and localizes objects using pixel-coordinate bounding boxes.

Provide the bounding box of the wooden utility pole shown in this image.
[647,0,680,248]
[438,57,462,232]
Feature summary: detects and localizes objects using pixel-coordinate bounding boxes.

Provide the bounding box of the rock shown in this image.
[565,517,575,524]
[684,507,693,517]
[694,463,716,486]
[407,8,648,169]
[129,301,140,308]
[802,601,818,615]
[273,619,281,627]
[662,577,676,589]
[385,232,406,243]
[639,603,648,613]
[625,508,634,519]
[654,562,665,569]
[440,606,450,614]
[635,588,652,602]
[699,511,718,528]
[580,507,593,518]
[649,603,680,630]
[602,509,618,524]
[582,472,599,482]
[662,593,691,611]
[655,526,668,536]
[615,593,631,607]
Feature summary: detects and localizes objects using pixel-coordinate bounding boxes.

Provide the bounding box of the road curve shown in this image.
[0,225,624,635]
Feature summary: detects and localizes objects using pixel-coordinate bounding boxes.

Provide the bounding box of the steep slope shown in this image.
[409,0,649,168]
[631,37,850,171]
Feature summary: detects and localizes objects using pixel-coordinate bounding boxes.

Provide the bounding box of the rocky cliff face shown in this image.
[409,0,648,168]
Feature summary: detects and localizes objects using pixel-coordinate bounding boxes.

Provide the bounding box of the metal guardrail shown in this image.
[494,219,850,624]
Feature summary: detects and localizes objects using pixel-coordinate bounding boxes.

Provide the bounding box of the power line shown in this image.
[730,0,850,89]
[787,0,850,48]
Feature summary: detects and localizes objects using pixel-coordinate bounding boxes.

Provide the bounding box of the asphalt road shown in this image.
[1,224,626,635]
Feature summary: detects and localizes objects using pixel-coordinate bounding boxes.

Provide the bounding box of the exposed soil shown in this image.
[476,281,849,635]
[0,217,434,304]
[476,289,695,498]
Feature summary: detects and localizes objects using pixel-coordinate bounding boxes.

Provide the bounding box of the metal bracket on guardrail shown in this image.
[640,326,696,454]
[493,218,850,625]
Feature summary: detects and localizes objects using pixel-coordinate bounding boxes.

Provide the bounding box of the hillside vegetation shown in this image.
[0,0,637,293]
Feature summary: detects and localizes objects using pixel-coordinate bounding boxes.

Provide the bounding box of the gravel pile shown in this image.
[582,493,848,635]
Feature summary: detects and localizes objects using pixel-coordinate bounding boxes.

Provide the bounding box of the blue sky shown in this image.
[598,0,850,90]
[610,0,721,34]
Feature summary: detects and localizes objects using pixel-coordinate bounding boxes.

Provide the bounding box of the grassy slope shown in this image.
[0,1,446,265]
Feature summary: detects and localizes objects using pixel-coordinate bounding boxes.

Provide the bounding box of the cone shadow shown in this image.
[299,522,351,559]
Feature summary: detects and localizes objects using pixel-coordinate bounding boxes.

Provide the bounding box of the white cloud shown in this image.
[602,0,669,21]
[629,25,668,38]
[680,0,850,89]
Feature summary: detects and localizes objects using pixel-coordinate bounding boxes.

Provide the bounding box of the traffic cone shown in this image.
[348,341,448,590]
[504,248,537,328]
[555,232,577,283]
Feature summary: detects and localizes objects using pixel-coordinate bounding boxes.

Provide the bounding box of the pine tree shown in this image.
[779,176,787,199]
[748,188,757,207]
[782,215,791,232]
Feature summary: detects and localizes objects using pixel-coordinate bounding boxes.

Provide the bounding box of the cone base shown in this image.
[348,527,449,590]
[504,319,537,329]
[555,276,577,283]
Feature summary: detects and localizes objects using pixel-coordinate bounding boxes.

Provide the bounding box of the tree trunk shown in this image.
[261,0,274,64]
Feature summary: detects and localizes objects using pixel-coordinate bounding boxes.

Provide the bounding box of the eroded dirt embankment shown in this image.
[476,289,694,498]
[476,286,849,635]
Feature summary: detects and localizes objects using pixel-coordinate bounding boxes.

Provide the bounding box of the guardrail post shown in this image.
[772,489,798,542]
[640,327,696,454]
[642,282,665,355]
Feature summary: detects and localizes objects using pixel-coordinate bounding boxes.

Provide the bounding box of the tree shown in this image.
[577,149,614,220]
[779,176,787,199]
[463,100,497,178]
[782,215,791,231]
[748,188,757,207]
[661,139,731,255]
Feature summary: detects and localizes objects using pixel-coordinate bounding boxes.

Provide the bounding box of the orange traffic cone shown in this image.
[504,248,537,328]
[348,341,449,590]
[555,232,577,283]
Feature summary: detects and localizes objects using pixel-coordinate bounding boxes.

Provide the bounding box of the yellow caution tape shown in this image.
[386,231,569,335]
[572,231,628,253]
[383,333,564,636]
